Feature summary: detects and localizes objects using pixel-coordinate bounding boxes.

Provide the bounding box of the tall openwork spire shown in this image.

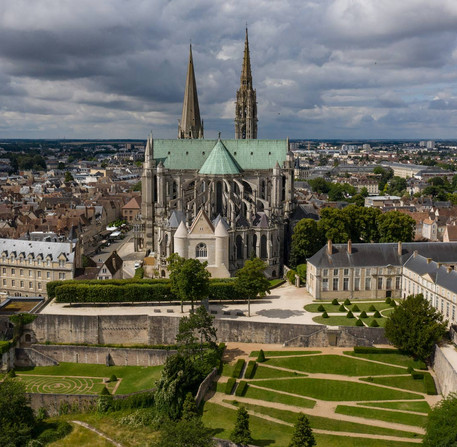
[178,44,204,139]
[235,28,257,139]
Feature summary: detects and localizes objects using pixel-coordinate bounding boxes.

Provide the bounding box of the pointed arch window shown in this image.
[195,243,207,258]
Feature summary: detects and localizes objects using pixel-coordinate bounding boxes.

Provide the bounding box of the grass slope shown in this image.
[335,405,428,428]
[265,354,406,376]
[250,350,321,357]
[251,377,423,401]
[252,365,305,379]
[228,400,421,439]
[344,352,427,370]
[244,384,316,409]
[357,401,431,413]
[360,375,430,393]
[16,362,163,394]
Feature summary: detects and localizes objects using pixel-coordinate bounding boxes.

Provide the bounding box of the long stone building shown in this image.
[136,31,295,277]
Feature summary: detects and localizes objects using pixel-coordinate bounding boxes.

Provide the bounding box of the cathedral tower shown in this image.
[235,28,257,139]
[178,44,204,139]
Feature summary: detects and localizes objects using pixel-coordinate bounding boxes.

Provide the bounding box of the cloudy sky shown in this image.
[2,0,457,140]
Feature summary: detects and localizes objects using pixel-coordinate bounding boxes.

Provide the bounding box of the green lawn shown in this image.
[16,362,163,394]
[250,350,321,357]
[49,423,113,446]
[244,384,316,409]
[304,303,343,313]
[349,303,392,312]
[228,400,421,439]
[360,375,430,393]
[305,302,392,313]
[203,402,421,447]
[269,279,286,288]
[249,377,423,401]
[221,363,235,377]
[365,317,387,327]
[252,365,305,379]
[357,401,431,413]
[344,351,427,369]
[312,315,363,326]
[335,405,428,428]
[265,354,407,376]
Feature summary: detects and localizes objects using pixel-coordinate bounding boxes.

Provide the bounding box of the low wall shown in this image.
[195,367,218,407]
[433,345,457,397]
[27,314,388,347]
[27,393,98,416]
[214,439,256,447]
[27,344,174,367]
[15,347,59,367]
[0,346,15,372]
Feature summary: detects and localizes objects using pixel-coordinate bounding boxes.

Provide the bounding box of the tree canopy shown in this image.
[230,406,253,446]
[377,211,416,243]
[385,294,447,361]
[423,393,457,447]
[168,254,211,311]
[236,257,271,299]
[288,413,316,447]
[289,219,324,267]
[0,379,35,447]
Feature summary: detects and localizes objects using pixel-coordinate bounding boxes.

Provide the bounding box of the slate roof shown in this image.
[0,238,74,263]
[404,254,457,294]
[199,140,241,175]
[167,210,186,228]
[307,242,457,269]
[152,139,288,171]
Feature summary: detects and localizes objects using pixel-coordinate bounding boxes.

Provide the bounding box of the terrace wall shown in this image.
[26,314,389,347]
[433,345,457,397]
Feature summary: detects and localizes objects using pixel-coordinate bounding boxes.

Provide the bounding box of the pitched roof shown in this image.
[199,140,241,175]
[307,242,457,268]
[122,197,141,209]
[152,139,288,171]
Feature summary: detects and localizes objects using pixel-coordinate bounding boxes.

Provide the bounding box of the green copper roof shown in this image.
[199,140,241,175]
[152,139,288,171]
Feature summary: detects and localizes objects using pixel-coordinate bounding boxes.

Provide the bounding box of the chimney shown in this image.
[426,258,432,264]
[327,240,332,255]
[413,250,418,258]
[397,241,402,256]
[447,266,453,273]
[347,240,352,254]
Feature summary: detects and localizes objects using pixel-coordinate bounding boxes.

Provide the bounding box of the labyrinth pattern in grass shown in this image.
[18,376,105,395]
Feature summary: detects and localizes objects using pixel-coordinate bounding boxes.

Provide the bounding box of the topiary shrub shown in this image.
[412,372,424,380]
[257,349,266,363]
[339,304,346,312]
[359,311,368,319]
[109,374,118,382]
[369,305,376,312]
[7,369,16,378]
[317,304,325,312]
[355,319,364,327]
[385,297,391,304]
[100,386,111,396]
[373,310,382,318]
[407,366,414,374]
[366,376,374,382]
[322,311,329,319]
[346,311,354,319]
[332,299,339,305]
[232,359,245,378]
[344,298,351,305]
[244,361,257,379]
[235,381,248,397]
[391,300,397,307]
[352,304,360,312]
[225,378,236,394]
[370,320,379,327]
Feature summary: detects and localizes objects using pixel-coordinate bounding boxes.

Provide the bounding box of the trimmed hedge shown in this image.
[338,305,346,312]
[244,361,257,379]
[352,304,360,312]
[235,381,248,397]
[355,319,364,327]
[424,374,437,395]
[52,279,248,304]
[232,359,245,379]
[346,311,354,319]
[359,311,368,319]
[225,378,236,395]
[354,347,401,354]
[411,372,424,380]
[331,299,339,305]
[344,298,351,305]
[317,304,325,312]
[370,320,379,327]
[373,310,382,318]
[368,305,377,312]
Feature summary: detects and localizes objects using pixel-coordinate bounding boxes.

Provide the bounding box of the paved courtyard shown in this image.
[41,284,321,325]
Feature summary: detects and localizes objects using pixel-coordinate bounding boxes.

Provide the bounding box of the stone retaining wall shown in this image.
[195,367,218,406]
[433,345,457,397]
[27,314,388,347]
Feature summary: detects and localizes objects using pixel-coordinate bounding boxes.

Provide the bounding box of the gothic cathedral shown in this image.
[136,30,295,278]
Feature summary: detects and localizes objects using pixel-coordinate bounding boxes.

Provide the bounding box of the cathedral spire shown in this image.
[235,28,257,139]
[178,44,204,139]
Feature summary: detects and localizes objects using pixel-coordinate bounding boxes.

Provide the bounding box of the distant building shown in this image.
[122,196,141,223]
[97,250,123,280]
[0,239,78,297]
[364,195,401,208]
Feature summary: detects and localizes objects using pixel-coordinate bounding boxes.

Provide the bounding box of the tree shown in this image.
[181,392,199,421]
[64,171,74,182]
[0,379,35,447]
[318,208,350,243]
[385,294,447,361]
[289,219,324,267]
[423,393,457,447]
[377,210,415,242]
[288,413,316,447]
[154,417,215,447]
[385,176,407,196]
[236,257,271,317]
[176,305,217,358]
[307,177,331,194]
[168,254,211,312]
[230,406,253,446]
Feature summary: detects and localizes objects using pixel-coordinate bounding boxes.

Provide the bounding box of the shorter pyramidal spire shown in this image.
[178,44,204,139]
